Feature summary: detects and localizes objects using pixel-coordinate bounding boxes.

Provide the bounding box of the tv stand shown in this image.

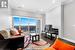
[42,28,58,40]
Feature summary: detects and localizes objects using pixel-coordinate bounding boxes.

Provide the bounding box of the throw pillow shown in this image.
[10,28,20,36]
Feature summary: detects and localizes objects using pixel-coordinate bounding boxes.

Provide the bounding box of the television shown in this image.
[44,25,52,32]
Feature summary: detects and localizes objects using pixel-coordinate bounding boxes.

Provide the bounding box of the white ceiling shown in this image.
[8,0,74,13]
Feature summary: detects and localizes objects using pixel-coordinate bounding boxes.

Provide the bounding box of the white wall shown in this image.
[46,6,61,37]
[0,8,12,30]
[64,1,75,41]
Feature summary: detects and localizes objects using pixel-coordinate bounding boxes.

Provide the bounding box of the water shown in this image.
[14,26,36,33]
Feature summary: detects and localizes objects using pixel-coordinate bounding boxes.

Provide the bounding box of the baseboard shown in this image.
[59,37,75,43]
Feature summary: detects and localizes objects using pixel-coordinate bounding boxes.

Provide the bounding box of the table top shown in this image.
[30,33,39,35]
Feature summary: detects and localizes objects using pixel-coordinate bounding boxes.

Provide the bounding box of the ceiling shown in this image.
[8,0,74,13]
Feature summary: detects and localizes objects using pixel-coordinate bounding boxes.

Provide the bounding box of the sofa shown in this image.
[44,38,75,50]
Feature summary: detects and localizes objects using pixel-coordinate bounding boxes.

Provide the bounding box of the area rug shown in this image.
[32,39,48,46]
[24,42,50,50]
[22,39,50,50]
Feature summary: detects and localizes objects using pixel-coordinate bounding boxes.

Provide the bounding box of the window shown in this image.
[13,16,40,34]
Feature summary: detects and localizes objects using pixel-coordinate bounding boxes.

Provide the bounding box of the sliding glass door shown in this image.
[13,16,40,34]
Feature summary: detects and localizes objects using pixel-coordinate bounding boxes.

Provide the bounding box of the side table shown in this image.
[30,34,40,42]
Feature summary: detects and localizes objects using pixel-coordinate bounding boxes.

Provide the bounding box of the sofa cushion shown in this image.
[45,47,56,50]
[0,30,9,39]
[51,39,75,50]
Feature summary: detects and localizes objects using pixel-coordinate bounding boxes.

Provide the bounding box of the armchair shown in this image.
[44,38,75,50]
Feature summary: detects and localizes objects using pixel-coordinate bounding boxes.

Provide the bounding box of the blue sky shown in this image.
[13,16,37,26]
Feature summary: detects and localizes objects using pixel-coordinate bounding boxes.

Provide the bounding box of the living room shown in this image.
[0,0,75,50]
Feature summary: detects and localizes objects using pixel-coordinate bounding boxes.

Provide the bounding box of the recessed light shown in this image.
[40,9,43,11]
[17,5,25,8]
[52,0,56,3]
[21,5,25,7]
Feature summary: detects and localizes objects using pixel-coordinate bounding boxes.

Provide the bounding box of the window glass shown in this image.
[13,16,40,34]
[13,16,20,30]
[29,18,37,33]
[21,17,28,31]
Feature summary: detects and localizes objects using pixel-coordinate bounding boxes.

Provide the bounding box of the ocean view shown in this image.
[14,26,36,33]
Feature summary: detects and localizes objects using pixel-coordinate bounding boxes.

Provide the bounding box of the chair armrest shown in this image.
[44,47,56,50]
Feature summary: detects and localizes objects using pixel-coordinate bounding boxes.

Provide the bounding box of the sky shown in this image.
[13,16,38,26]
